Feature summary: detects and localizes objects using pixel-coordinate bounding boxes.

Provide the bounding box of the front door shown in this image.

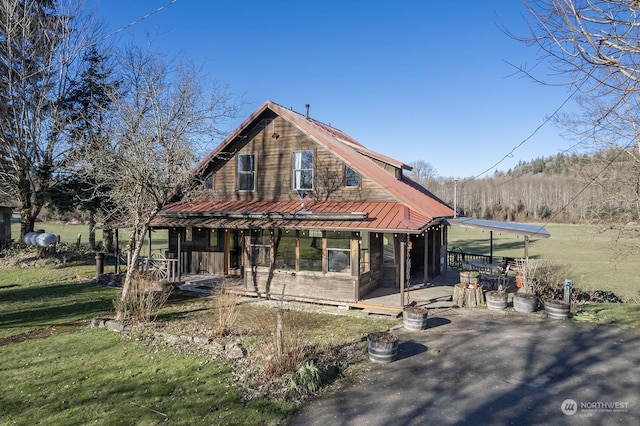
[227,230,243,276]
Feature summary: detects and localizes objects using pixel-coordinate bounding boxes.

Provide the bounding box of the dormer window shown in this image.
[237,154,255,191]
[293,150,313,190]
[345,166,359,188]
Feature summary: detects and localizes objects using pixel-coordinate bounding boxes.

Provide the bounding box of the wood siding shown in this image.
[183,251,225,275]
[205,117,396,202]
[244,268,357,303]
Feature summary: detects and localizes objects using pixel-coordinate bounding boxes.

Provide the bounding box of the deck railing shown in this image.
[134,256,180,283]
[447,249,491,269]
[447,250,517,271]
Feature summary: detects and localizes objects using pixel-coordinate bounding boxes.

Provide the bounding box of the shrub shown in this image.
[533,260,572,301]
[210,279,241,337]
[114,272,172,323]
[290,361,322,396]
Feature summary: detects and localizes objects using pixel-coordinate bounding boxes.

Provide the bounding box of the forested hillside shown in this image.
[416,147,640,224]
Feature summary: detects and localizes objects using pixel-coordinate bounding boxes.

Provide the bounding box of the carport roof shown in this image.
[446,217,550,239]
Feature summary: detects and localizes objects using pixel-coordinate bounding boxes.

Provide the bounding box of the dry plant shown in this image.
[261,310,315,378]
[533,260,572,301]
[210,279,241,337]
[515,258,538,295]
[114,272,172,323]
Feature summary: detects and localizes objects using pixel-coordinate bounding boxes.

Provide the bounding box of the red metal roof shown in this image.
[153,200,438,233]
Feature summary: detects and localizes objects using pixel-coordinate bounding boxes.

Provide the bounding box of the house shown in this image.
[150,100,454,306]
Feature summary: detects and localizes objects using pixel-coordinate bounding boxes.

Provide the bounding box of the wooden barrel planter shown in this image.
[403,307,428,331]
[485,291,508,311]
[367,332,399,364]
[545,299,570,319]
[513,293,537,314]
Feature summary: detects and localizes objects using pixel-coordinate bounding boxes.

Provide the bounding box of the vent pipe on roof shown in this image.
[305,104,310,118]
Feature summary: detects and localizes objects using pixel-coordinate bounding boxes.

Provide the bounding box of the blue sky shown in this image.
[90,0,578,178]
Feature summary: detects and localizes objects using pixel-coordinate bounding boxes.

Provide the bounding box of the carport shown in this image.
[446,217,551,263]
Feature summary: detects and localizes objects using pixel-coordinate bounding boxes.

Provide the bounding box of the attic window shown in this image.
[237,154,255,191]
[293,150,313,190]
[345,166,359,188]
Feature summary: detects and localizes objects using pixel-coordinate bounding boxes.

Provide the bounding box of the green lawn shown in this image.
[449,223,640,301]
[0,328,289,425]
[0,264,116,339]
[0,254,395,425]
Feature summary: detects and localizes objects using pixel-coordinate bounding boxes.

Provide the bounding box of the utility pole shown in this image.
[453,179,458,218]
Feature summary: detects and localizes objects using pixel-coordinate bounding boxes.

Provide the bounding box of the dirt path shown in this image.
[290,308,640,425]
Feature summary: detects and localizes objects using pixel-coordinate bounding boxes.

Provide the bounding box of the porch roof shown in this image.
[152,199,443,233]
[446,217,550,239]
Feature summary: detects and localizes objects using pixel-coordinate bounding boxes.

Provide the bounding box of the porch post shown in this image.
[399,237,406,308]
[177,230,182,282]
[424,230,429,282]
[431,228,437,276]
[490,230,494,264]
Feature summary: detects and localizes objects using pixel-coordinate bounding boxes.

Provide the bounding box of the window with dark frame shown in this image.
[237,154,255,191]
[359,232,370,272]
[327,230,351,273]
[293,150,313,190]
[345,166,359,187]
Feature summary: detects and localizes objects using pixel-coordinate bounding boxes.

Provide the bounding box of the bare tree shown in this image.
[84,43,237,317]
[515,0,640,220]
[0,0,99,238]
[408,160,437,185]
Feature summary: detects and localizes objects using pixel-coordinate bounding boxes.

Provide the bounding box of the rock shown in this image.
[225,342,245,359]
[179,335,193,343]
[164,334,181,344]
[104,320,125,332]
[193,336,211,346]
[208,341,224,353]
[90,318,107,328]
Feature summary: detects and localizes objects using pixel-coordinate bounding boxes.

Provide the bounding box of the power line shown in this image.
[99,0,179,43]
[463,82,581,184]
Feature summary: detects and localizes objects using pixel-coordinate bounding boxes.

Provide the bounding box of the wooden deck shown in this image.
[351,268,458,315]
[177,268,459,316]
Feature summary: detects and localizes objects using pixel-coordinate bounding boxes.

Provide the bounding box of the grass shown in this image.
[0,329,290,425]
[0,264,117,339]
[0,252,397,425]
[578,303,640,331]
[449,223,640,301]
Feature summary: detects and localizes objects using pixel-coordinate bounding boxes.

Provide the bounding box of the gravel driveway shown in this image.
[290,308,639,425]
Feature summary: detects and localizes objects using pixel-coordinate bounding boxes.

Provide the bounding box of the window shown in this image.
[299,230,322,271]
[209,229,219,249]
[383,233,395,263]
[250,230,270,267]
[237,154,255,191]
[274,231,296,269]
[359,232,370,273]
[293,150,313,190]
[327,231,351,273]
[204,173,213,190]
[345,166,359,187]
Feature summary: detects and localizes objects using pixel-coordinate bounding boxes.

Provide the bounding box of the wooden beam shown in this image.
[400,237,406,308]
